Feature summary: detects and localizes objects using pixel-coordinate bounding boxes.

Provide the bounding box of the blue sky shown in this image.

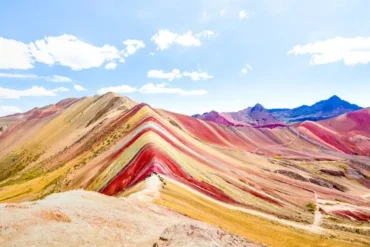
[1,0,370,116]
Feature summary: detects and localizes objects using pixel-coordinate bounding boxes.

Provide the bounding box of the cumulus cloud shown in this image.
[175,32,202,47]
[183,71,213,81]
[0,37,33,69]
[151,30,217,50]
[0,35,144,70]
[151,30,178,50]
[29,35,121,70]
[241,64,252,74]
[220,9,227,17]
[288,36,370,65]
[0,73,72,82]
[74,84,86,91]
[105,62,117,70]
[0,86,67,99]
[138,83,207,96]
[239,10,249,20]
[147,69,182,81]
[122,40,145,57]
[0,105,23,117]
[97,85,137,94]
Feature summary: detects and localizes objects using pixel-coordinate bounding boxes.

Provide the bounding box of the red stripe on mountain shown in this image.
[104,116,235,173]
[206,122,251,148]
[169,112,231,146]
[300,122,350,153]
[333,210,370,222]
[101,144,240,205]
[222,177,283,207]
[347,110,370,131]
[107,103,150,128]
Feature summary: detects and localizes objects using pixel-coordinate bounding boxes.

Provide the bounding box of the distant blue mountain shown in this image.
[268,95,362,123]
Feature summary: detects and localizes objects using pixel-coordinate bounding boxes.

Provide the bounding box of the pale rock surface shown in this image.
[0,190,262,247]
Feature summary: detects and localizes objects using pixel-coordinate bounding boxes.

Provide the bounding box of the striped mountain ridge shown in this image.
[0,93,370,246]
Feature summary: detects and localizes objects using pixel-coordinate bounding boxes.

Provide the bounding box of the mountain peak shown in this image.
[101,92,121,98]
[194,96,362,126]
[251,103,265,112]
[327,95,342,102]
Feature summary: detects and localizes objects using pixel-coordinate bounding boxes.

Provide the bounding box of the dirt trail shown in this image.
[312,192,322,231]
[165,175,326,234]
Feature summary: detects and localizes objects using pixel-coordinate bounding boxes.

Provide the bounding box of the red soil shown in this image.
[101,144,240,205]
[333,210,370,222]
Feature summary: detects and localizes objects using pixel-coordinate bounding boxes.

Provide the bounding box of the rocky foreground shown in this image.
[0,189,262,247]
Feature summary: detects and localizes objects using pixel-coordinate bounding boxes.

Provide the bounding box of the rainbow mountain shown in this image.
[0,93,370,247]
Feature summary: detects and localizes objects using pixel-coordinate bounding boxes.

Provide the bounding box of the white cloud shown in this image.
[51,87,70,93]
[183,71,213,81]
[0,86,66,99]
[147,69,182,81]
[288,36,370,65]
[151,30,217,50]
[196,30,219,38]
[139,83,207,96]
[0,73,72,82]
[173,32,201,47]
[220,9,227,17]
[97,85,137,94]
[0,35,144,70]
[151,30,178,50]
[74,84,86,91]
[122,40,145,57]
[105,62,117,70]
[148,69,214,81]
[239,10,249,20]
[241,64,252,74]
[28,35,121,70]
[45,75,72,82]
[0,37,32,69]
[0,105,23,117]
[149,52,155,56]
[0,73,38,79]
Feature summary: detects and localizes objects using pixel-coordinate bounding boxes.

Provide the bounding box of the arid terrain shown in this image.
[0,188,262,247]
